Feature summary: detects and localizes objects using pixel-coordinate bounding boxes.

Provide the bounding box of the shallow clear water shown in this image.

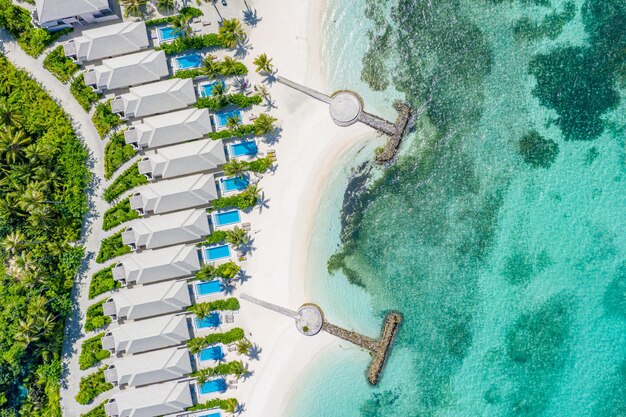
[287,1,626,416]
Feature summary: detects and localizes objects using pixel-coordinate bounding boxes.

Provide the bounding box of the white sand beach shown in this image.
[230,0,375,415]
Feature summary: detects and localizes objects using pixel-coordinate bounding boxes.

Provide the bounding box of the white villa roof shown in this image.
[86,50,168,91]
[112,244,200,285]
[106,347,192,387]
[104,314,190,355]
[124,108,212,149]
[138,139,226,180]
[122,208,210,250]
[105,380,192,417]
[129,174,218,215]
[36,0,109,24]
[117,78,196,119]
[64,21,148,62]
[105,280,191,321]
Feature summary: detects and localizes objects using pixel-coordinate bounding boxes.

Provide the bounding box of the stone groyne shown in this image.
[374,101,412,164]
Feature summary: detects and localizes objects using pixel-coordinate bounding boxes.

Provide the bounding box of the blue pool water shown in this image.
[200,413,221,417]
[204,245,231,261]
[201,81,226,97]
[195,280,222,296]
[198,345,224,362]
[214,210,241,227]
[175,53,202,69]
[195,312,221,329]
[158,26,181,41]
[221,176,248,192]
[215,110,241,128]
[199,378,226,394]
[229,141,258,157]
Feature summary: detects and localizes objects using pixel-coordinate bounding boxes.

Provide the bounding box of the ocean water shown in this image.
[286,1,626,417]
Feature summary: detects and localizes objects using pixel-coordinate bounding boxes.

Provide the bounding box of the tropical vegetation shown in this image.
[104,132,136,179]
[188,298,240,317]
[156,33,228,54]
[79,333,111,370]
[212,185,260,210]
[235,338,252,355]
[120,0,147,18]
[75,367,113,405]
[81,402,106,417]
[89,266,120,299]
[218,19,246,48]
[43,46,79,83]
[194,261,240,281]
[253,53,274,74]
[84,300,112,332]
[70,74,101,111]
[0,56,90,416]
[187,398,239,413]
[92,101,123,138]
[192,360,247,382]
[196,93,261,111]
[95,231,131,263]
[145,7,202,27]
[187,328,245,354]
[173,55,248,79]
[224,156,273,177]
[103,162,147,203]
[103,198,139,231]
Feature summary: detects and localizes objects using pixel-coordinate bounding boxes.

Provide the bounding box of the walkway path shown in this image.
[1,30,109,417]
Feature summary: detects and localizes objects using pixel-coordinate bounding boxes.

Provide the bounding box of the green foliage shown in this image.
[203,230,227,245]
[75,367,113,405]
[188,298,240,316]
[92,101,123,138]
[144,6,202,26]
[104,132,136,179]
[193,360,246,381]
[70,74,101,111]
[79,334,111,370]
[84,300,111,332]
[187,328,245,354]
[212,186,258,210]
[246,156,273,173]
[518,130,559,168]
[80,403,106,417]
[187,398,239,413]
[196,93,261,111]
[0,56,89,414]
[156,33,228,54]
[102,198,139,231]
[43,46,79,83]
[95,231,131,263]
[0,0,72,56]
[103,162,147,203]
[89,266,120,299]
[173,60,247,79]
[216,261,240,279]
[207,123,255,140]
[252,113,278,135]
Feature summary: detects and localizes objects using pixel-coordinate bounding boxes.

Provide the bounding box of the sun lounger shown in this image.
[227,343,237,352]
[253,172,263,179]
[202,19,211,26]
[241,222,251,231]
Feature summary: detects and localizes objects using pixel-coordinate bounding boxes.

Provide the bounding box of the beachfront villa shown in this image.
[121,208,211,250]
[104,380,193,417]
[110,78,197,120]
[104,346,193,388]
[63,21,149,64]
[33,0,117,31]
[129,173,219,215]
[138,138,227,180]
[124,108,212,150]
[101,314,190,355]
[111,244,201,286]
[83,50,168,92]
[103,280,192,321]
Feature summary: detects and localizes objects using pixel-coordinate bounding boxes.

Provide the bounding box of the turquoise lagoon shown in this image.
[287,1,626,417]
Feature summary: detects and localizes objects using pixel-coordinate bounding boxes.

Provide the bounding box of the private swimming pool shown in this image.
[229,140,258,157]
[195,312,221,329]
[215,110,241,129]
[198,345,224,362]
[198,378,226,394]
[195,280,222,296]
[175,53,202,69]
[158,26,181,42]
[204,245,231,261]
[200,81,226,97]
[199,413,221,417]
[220,176,248,192]
[213,210,241,227]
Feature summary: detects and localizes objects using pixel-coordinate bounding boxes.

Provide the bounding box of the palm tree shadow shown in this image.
[257,192,270,213]
[263,97,277,110]
[234,38,252,59]
[234,403,246,415]
[263,73,278,85]
[237,269,252,285]
[248,343,262,360]
[222,280,237,295]
[242,8,261,27]
[262,127,282,145]
[239,236,255,256]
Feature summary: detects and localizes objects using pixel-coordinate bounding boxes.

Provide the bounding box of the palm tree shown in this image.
[253,113,277,135]
[219,56,239,76]
[3,230,26,254]
[28,205,55,231]
[0,127,31,164]
[15,317,38,346]
[223,159,247,178]
[120,0,147,17]
[24,142,52,164]
[18,187,45,213]
[171,13,193,37]
[190,302,213,319]
[229,360,247,380]
[226,115,242,130]
[252,53,273,74]
[201,54,219,79]
[218,19,246,48]
[0,97,23,127]
[225,226,248,248]
[195,263,218,281]
[157,0,175,12]
[194,367,218,383]
[242,184,261,202]
[235,338,252,356]
[254,83,270,101]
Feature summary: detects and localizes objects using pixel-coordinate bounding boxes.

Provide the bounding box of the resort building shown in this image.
[129,174,218,215]
[110,78,196,120]
[103,280,192,322]
[111,244,201,286]
[63,21,149,64]
[104,380,193,417]
[101,314,190,355]
[121,208,210,250]
[138,139,227,180]
[33,0,117,32]
[104,346,192,388]
[83,50,168,92]
[124,108,212,150]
